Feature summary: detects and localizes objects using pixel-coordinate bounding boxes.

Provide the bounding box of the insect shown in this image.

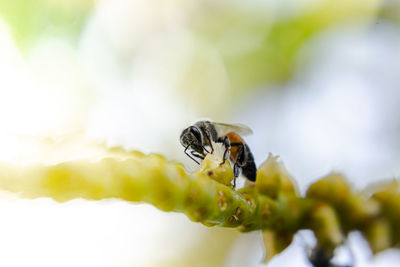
[180,120,257,187]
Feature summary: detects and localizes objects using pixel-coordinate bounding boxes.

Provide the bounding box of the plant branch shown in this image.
[0,148,398,262]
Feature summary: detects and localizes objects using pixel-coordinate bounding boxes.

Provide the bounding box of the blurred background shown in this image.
[0,0,399,266]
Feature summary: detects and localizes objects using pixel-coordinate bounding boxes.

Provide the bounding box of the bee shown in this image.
[180,120,256,187]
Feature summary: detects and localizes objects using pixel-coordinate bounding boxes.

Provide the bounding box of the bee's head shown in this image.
[180,126,203,153]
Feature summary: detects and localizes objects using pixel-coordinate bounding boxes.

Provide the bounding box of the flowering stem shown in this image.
[0,148,398,262]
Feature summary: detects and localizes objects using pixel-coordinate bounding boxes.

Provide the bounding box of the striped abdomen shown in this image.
[224,132,257,182]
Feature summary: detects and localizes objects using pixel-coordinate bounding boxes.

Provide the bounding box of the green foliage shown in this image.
[0,0,93,51]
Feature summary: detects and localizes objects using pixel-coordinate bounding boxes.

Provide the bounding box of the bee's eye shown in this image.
[190,127,202,141]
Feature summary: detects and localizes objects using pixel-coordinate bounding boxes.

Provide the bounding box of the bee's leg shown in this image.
[232,163,240,188]
[190,151,205,160]
[230,142,245,165]
[201,145,210,154]
[184,145,200,165]
[231,142,245,188]
[206,132,214,153]
[219,136,230,166]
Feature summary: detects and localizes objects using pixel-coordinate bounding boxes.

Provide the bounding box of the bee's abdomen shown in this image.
[241,147,257,182]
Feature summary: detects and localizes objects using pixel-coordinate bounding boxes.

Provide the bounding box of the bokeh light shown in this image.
[0,0,399,266]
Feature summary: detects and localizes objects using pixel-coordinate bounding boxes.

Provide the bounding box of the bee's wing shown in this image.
[213,122,253,136]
